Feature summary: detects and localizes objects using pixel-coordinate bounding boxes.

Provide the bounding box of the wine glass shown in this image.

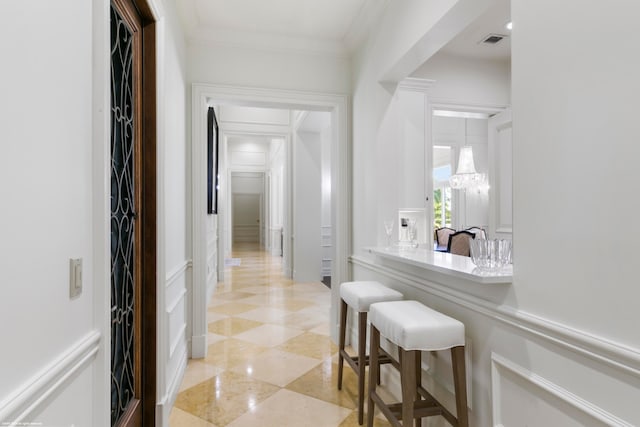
[383,220,394,247]
[407,219,417,247]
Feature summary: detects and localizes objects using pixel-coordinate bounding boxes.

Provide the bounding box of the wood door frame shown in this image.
[110,0,157,425]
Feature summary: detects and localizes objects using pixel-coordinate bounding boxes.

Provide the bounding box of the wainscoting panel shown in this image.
[0,331,100,425]
[321,225,332,276]
[491,353,631,427]
[159,261,190,427]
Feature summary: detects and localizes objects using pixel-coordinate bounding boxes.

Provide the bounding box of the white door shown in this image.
[232,194,260,243]
[488,109,513,239]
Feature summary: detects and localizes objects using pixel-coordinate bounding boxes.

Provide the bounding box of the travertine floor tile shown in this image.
[233,323,304,347]
[169,407,218,427]
[225,389,351,427]
[229,348,321,387]
[179,360,224,392]
[276,332,338,360]
[207,317,263,337]
[235,307,290,323]
[275,311,330,331]
[170,244,368,426]
[338,411,392,427]
[174,371,279,426]
[208,302,259,316]
[214,291,258,301]
[203,338,267,369]
[285,359,359,409]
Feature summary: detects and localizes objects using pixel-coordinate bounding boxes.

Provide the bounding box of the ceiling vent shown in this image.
[480,33,508,45]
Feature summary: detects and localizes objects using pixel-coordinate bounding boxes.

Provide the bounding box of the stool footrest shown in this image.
[340,349,395,373]
[387,401,444,419]
[370,386,459,427]
[416,385,457,426]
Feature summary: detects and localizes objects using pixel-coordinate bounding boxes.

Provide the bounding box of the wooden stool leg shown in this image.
[367,325,380,427]
[337,299,348,390]
[414,351,421,427]
[358,312,367,425]
[451,346,469,427]
[400,349,417,426]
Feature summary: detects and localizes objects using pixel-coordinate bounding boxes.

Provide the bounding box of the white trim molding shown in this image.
[192,83,351,347]
[0,331,101,425]
[165,260,192,288]
[350,255,640,379]
[491,353,633,427]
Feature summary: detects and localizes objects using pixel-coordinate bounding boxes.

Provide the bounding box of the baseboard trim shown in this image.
[156,346,188,427]
[191,334,207,359]
[351,255,640,378]
[0,331,101,424]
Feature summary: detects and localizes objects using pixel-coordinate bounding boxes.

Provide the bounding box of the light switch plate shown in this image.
[69,258,83,299]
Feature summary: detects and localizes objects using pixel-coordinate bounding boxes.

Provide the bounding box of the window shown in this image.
[433,146,453,229]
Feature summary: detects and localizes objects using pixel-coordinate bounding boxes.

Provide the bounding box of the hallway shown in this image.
[169,244,391,426]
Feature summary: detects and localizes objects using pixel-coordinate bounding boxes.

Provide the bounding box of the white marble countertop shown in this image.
[366,246,513,284]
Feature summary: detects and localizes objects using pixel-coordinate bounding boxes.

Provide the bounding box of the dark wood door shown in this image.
[110,0,156,426]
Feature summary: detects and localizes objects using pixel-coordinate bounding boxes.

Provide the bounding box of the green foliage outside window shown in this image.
[433,188,451,229]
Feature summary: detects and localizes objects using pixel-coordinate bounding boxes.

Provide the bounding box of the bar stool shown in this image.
[367,300,468,427]
[338,281,404,425]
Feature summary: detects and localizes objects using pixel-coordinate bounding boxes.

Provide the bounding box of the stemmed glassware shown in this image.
[407,219,418,248]
[383,220,394,248]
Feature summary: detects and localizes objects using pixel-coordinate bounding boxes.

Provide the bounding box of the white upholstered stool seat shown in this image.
[367,300,469,427]
[369,300,464,351]
[337,281,403,425]
[340,281,404,312]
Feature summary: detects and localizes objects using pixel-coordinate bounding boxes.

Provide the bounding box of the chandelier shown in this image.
[449,146,488,191]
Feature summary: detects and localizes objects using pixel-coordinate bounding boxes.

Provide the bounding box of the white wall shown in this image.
[0,1,95,425]
[412,52,511,106]
[351,0,640,425]
[293,131,322,282]
[510,1,640,421]
[158,0,190,425]
[0,1,190,426]
[188,42,350,94]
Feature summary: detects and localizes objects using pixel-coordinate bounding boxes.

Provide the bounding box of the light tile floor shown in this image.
[170,243,392,427]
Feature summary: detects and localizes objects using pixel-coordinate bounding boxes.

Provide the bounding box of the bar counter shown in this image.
[365,246,512,285]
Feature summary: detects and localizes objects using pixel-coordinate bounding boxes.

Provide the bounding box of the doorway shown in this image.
[109,0,156,425]
[191,85,350,357]
[231,173,264,247]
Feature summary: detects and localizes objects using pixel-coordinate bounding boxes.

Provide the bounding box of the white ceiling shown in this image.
[440,0,511,61]
[177,0,510,65]
[175,0,383,55]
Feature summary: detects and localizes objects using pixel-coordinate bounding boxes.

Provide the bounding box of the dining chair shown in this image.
[435,227,456,247]
[465,226,487,240]
[447,230,476,256]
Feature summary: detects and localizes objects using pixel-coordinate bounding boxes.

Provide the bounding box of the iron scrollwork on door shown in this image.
[110,5,136,425]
